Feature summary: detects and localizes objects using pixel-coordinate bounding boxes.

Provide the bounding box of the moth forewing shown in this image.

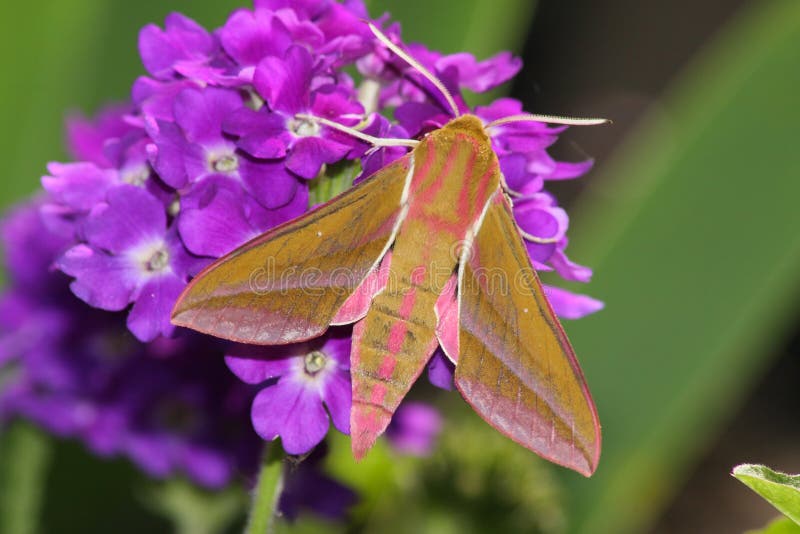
[453,192,600,476]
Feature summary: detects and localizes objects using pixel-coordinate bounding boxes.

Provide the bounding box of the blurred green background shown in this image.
[1,0,799,533]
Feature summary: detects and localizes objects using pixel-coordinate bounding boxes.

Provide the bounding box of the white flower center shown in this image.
[122,165,149,186]
[289,117,321,137]
[211,153,239,173]
[304,350,328,375]
[146,248,169,271]
[168,196,181,217]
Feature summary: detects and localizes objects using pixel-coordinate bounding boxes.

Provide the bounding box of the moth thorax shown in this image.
[442,114,491,143]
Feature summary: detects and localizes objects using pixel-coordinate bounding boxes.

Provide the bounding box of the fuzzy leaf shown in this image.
[734,464,800,526]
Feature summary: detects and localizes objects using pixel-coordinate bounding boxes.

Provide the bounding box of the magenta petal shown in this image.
[66,104,135,165]
[427,349,454,390]
[515,206,560,240]
[134,78,199,123]
[138,13,214,80]
[395,101,446,137]
[127,274,184,342]
[85,185,165,254]
[322,369,351,434]
[57,245,137,311]
[173,87,242,145]
[525,241,557,264]
[41,162,117,211]
[543,285,604,320]
[178,177,266,257]
[253,47,312,114]
[549,160,594,180]
[225,344,300,384]
[549,249,594,283]
[475,97,524,122]
[286,137,350,179]
[499,154,530,192]
[320,333,351,369]
[146,120,190,188]
[239,158,299,208]
[387,402,442,456]
[224,108,289,158]
[251,380,329,454]
[220,8,291,67]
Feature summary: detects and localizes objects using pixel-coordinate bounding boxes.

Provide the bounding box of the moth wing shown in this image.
[171,156,411,344]
[455,192,601,476]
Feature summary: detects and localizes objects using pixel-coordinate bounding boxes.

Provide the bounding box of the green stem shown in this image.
[246,443,285,534]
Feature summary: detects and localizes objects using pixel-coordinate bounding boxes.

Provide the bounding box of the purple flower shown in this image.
[226,45,363,180]
[138,13,220,82]
[226,330,352,455]
[146,86,300,208]
[386,402,442,456]
[0,200,259,488]
[56,185,201,342]
[178,175,307,258]
[66,104,138,167]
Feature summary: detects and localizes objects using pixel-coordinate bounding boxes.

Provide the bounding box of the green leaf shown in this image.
[0,423,52,534]
[747,517,800,534]
[734,464,800,526]
[141,478,246,534]
[553,1,800,532]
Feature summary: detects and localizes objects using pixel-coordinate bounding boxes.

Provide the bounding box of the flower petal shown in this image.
[42,162,118,211]
[253,46,312,114]
[173,87,243,146]
[225,344,300,385]
[220,8,291,67]
[178,177,264,257]
[57,244,137,311]
[322,369,351,434]
[127,274,185,342]
[85,185,166,254]
[427,349,454,390]
[285,137,350,179]
[251,379,329,454]
[543,285,604,320]
[239,158,299,208]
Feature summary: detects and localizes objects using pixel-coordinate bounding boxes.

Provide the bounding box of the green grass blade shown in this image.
[556,1,800,532]
[0,424,52,534]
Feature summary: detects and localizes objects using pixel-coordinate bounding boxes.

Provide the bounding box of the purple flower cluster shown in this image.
[0,0,602,514]
[0,201,259,487]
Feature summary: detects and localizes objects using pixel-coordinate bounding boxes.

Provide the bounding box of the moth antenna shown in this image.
[519,229,561,244]
[296,114,419,148]
[486,114,611,129]
[366,22,460,118]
